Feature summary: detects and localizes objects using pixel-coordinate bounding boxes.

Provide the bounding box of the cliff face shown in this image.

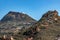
[23,10,60,40]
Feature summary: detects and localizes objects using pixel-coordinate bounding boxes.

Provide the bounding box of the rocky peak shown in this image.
[42,10,58,19]
[39,10,58,23]
[1,11,36,22]
[0,11,37,37]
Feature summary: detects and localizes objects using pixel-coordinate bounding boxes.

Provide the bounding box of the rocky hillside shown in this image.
[23,10,60,40]
[1,11,36,22]
[0,11,36,36]
[1,10,60,40]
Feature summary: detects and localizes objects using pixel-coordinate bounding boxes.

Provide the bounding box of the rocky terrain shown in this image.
[0,11,36,37]
[1,11,36,22]
[0,10,60,40]
[23,10,60,40]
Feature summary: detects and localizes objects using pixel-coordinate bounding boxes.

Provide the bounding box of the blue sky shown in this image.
[0,0,60,20]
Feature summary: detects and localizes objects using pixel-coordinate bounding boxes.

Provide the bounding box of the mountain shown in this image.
[1,11,36,22]
[23,10,60,40]
[1,10,60,40]
[0,21,1,24]
[0,11,37,36]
